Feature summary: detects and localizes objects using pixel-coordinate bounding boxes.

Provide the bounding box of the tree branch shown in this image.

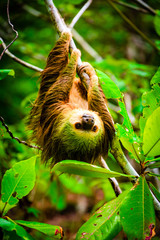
[0,38,43,72]
[100,157,122,196]
[0,116,41,150]
[69,0,92,29]
[0,0,18,60]
[44,0,91,84]
[23,4,102,62]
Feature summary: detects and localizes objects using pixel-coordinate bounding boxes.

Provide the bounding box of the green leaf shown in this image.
[52,160,134,178]
[0,218,34,240]
[118,99,133,133]
[143,107,160,157]
[116,124,142,162]
[148,182,160,202]
[140,67,160,135]
[1,157,36,206]
[15,220,63,239]
[76,191,129,240]
[154,10,160,36]
[0,69,15,80]
[146,161,160,169]
[119,176,156,240]
[148,172,160,178]
[96,69,122,99]
[0,200,16,216]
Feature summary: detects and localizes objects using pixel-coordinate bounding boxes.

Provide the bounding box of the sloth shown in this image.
[28,32,115,165]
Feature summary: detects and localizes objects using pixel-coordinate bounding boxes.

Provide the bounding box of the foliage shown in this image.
[0,0,160,239]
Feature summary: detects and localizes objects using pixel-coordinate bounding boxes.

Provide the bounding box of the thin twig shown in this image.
[0,116,41,150]
[0,38,43,72]
[100,157,122,196]
[107,0,158,51]
[69,0,92,29]
[0,0,18,60]
[133,0,156,15]
[112,0,148,13]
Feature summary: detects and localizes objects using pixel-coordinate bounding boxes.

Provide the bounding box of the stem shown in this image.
[111,135,160,216]
[1,202,7,217]
[100,157,122,196]
[111,136,139,178]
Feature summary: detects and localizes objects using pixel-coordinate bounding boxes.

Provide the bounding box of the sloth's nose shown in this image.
[82,114,94,130]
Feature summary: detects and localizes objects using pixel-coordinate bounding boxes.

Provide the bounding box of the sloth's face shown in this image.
[57,109,105,155]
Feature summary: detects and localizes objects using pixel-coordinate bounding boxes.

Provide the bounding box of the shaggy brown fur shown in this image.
[28,32,115,165]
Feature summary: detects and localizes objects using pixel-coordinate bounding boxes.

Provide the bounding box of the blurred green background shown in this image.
[0,0,160,239]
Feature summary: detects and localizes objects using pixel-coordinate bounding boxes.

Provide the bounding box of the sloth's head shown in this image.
[53,109,106,162]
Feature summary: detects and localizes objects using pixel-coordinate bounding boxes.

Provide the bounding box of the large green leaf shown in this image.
[15,220,63,239]
[143,107,160,157]
[0,69,15,80]
[96,69,122,99]
[120,176,155,240]
[1,157,36,206]
[76,191,129,240]
[140,67,160,135]
[52,160,134,178]
[0,218,34,240]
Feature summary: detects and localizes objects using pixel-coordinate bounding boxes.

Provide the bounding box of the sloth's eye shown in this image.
[75,123,82,129]
[92,126,97,132]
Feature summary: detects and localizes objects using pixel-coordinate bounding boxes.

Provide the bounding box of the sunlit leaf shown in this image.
[0,69,15,80]
[0,218,34,240]
[143,107,160,157]
[52,160,134,178]
[140,67,160,135]
[120,176,156,240]
[0,200,16,216]
[16,220,63,239]
[76,191,129,240]
[1,157,36,206]
[96,69,122,99]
